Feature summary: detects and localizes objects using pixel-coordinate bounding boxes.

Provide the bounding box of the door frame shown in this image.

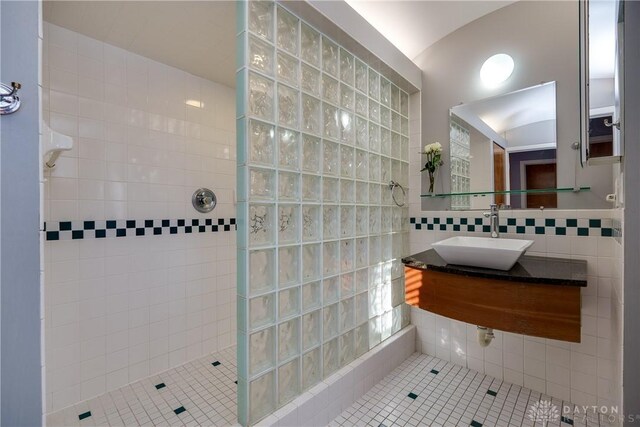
[519,159,557,208]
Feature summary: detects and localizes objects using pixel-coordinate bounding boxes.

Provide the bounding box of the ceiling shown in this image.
[452,82,556,134]
[344,0,515,60]
[43,1,237,88]
[45,0,517,86]
[45,0,610,88]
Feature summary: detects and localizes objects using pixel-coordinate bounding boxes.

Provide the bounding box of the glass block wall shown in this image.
[449,118,471,209]
[237,1,411,424]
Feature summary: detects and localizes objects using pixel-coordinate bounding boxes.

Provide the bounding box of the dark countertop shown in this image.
[402,249,587,287]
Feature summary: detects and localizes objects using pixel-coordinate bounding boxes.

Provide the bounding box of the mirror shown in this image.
[418,0,617,210]
[449,82,558,210]
[581,0,623,164]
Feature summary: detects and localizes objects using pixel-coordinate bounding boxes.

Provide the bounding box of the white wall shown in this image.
[590,77,615,110]
[42,23,237,413]
[415,0,613,210]
[468,126,492,209]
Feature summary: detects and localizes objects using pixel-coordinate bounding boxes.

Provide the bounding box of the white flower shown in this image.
[423,142,442,154]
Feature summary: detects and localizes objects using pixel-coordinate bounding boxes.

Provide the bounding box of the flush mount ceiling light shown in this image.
[480,53,514,87]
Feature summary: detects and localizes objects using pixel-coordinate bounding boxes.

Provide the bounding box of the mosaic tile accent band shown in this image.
[44,218,237,241]
[409,217,614,237]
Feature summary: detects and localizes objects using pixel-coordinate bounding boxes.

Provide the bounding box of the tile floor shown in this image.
[330,353,606,427]
[46,346,238,427]
[47,347,608,427]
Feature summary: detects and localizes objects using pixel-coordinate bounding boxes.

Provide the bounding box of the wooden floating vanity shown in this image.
[403,250,587,343]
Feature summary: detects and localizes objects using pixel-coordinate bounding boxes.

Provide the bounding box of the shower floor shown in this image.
[47,347,607,427]
[330,353,606,427]
[46,346,238,427]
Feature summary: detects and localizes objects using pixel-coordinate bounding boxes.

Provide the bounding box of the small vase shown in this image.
[428,171,436,194]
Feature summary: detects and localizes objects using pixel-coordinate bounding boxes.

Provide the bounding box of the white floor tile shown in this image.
[47,346,238,427]
[331,353,605,427]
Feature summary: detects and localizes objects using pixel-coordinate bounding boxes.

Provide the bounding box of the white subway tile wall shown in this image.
[237,1,411,424]
[42,23,237,413]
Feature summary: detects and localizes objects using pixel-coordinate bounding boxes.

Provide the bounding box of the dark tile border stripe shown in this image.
[410,217,614,237]
[45,218,237,241]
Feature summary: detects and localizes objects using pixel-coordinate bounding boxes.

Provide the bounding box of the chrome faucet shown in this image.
[483,204,500,238]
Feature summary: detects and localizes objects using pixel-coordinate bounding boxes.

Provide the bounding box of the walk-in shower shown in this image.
[42,1,415,425]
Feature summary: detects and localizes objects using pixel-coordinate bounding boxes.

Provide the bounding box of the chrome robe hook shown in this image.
[0,82,21,115]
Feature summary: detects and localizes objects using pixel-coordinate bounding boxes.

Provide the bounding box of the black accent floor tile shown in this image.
[379,424,387,427]
[234,380,237,384]
[470,421,482,427]
[155,382,166,390]
[78,411,92,420]
[174,406,186,415]
[212,361,221,366]
[407,392,418,399]
[430,369,439,374]
[561,416,574,425]
[486,390,497,396]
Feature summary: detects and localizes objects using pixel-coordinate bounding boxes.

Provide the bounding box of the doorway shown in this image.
[524,162,557,208]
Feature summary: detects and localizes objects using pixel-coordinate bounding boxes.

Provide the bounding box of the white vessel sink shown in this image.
[431,236,534,271]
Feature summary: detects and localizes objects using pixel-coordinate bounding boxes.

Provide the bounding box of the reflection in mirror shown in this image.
[585,0,623,162]
[450,82,557,210]
[416,0,615,210]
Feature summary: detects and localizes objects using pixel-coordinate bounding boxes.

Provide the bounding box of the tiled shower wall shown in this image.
[237,1,410,424]
[407,208,623,412]
[42,23,237,413]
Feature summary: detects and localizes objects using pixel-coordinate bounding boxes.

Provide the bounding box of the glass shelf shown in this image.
[421,187,591,198]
